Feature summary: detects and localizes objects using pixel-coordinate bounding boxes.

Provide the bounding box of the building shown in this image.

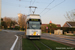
[41,24,48,27]
[41,24,48,32]
[56,24,61,27]
[42,21,61,27]
[41,24,61,27]
[63,21,75,28]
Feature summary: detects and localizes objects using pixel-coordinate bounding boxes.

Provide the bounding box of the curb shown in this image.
[14,35,22,50]
[21,35,22,50]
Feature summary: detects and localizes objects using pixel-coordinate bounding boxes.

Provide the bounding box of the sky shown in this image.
[1,0,75,26]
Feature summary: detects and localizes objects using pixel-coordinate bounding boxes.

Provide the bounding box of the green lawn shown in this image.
[22,39,49,50]
[40,39,75,50]
[32,40,49,50]
[22,38,75,50]
[22,38,37,50]
[63,34,75,36]
[66,35,75,36]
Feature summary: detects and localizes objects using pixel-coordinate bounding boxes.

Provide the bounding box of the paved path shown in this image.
[41,33,75,48]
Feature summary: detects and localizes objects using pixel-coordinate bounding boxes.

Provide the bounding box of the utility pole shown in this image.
[29,6,37,14]
[49,20,52,35]
[0,0,1,29]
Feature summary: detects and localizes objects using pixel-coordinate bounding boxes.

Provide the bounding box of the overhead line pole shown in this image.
[0,0,1,28]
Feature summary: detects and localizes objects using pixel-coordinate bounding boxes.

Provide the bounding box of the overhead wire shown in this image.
[32,0,36,5]
[3,1,30,8]
[30,0,32,5]
[40,0,55,14]
[19,0,21,1]
[42,0,66,16]
[3,0,65,15]
[3,1,19,7]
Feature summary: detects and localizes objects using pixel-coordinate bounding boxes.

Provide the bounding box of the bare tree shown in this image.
[3,17,12,27]
[65,9,75,21]
[18,14,27,28]
[24,15,27,37]
[18,14,27,38]
[22,15,27,28]
[3,17,17,28]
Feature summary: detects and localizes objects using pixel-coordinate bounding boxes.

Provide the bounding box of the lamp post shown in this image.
[49,20,52,35]
[0,0,1,29]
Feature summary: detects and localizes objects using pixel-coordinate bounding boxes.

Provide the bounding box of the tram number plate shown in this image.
[33,32,36,35]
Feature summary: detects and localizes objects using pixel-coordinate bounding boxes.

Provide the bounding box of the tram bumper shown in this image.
[27,35,41,39]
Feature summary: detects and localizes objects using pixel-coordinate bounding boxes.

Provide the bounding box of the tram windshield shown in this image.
[29,21,41,29]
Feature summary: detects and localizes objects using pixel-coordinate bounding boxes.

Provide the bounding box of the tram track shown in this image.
[41,35,75,48]
[39,40,52,50]
[30,40,52,50]
[42,35,75,43]
[30,40,40,50]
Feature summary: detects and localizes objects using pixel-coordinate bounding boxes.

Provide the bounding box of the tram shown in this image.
[26,14,42,39]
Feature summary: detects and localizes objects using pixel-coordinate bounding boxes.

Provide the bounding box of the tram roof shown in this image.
[28,14,40,16]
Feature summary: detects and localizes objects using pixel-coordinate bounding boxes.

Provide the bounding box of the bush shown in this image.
[20,28,25,30]
[15,26,20,30]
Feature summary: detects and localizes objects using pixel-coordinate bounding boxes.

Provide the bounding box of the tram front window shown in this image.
[29,21,41,29]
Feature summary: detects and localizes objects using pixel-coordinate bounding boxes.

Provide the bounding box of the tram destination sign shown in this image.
[29,19,40,21]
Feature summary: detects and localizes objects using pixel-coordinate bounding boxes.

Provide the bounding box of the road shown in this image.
[41,33,75,48]
[0,30,25,50]
[0,30,75,50]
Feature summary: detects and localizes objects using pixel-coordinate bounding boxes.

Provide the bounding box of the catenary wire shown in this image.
[40,0,55,14]
[41,0,66,16]
[32,0,36,5]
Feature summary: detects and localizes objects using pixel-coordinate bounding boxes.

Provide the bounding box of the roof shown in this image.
[27,14,40,19]
[63,21,75,27]
[41,24,48,27]
[28,14,40,16]
[67,22,75,26]
[56,24,61,27]
[42,24,48,25]
[42,24,61,27]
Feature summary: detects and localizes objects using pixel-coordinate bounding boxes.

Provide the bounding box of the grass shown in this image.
[22,38,75,50]
[66,35,75,36]
[32,40,49,50]
[20,30,25,31]
[22,39,49,50]
[22,38,37,50]
[63,34,75,36]
[42,32,46,33]
[40,39,75,50]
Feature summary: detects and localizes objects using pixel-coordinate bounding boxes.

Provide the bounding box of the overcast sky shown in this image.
[1,0,75,26]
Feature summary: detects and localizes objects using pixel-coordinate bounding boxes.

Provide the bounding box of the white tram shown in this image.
[26,14,42,39]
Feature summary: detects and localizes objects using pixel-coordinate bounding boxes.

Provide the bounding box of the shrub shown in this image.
[15,26,20,30]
